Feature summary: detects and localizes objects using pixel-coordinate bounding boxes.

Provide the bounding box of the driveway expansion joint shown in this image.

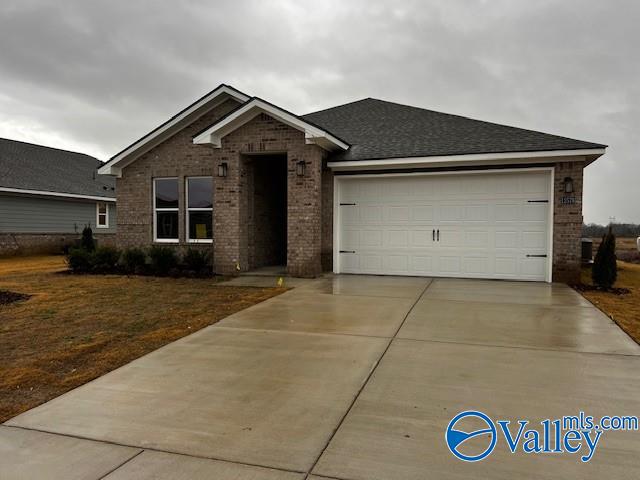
[303,279,434,479]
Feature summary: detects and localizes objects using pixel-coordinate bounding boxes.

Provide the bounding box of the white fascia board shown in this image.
[193,99,349,151]
[98,86,250,176]
[327,148,606,171]
[0,186,116,202]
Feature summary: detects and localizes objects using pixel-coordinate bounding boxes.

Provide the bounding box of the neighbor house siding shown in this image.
[0,193,116,234]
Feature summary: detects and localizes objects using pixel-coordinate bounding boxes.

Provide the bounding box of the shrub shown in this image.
[92,246,121,273]
[148,246,178,276]
[67,247,93,273]
[183,248,211,275]
[593,227,617,289]
[121,247,147,274]
[81,226,95,252]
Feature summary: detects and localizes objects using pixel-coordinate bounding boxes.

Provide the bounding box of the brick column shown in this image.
[287,149,323,277]
[213,155,245,274]
[552,161,585,283]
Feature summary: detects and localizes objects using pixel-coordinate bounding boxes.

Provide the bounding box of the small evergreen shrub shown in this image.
[121,247,147,274]
[592,227,617,289]
[92,246,121,273]
[67,247,93,273]
[183,248,211,275]
[148,246,178,276]
[81,226,95,252]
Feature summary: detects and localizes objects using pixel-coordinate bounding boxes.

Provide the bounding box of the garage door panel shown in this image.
[464,256,489,275]
[411,229,434,247]
[337,171,550,281]
[360,230,383,247]
[387,205,410,222]
[410,205,434,222]
[465,230,490,248]
[387,230,409,247]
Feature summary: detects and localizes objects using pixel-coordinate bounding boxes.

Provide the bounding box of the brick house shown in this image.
[98,84,605,282]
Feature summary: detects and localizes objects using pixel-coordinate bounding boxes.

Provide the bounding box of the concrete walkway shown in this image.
[3,276,640,479]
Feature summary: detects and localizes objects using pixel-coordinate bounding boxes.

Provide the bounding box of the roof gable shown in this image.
[302,98,606,162]
[98,84,250,176]
[192,97,349,151]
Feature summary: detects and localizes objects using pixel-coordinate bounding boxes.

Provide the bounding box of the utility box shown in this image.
[581,238,593,264]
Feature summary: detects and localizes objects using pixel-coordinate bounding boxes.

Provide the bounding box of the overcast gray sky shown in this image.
[0,0,637,224]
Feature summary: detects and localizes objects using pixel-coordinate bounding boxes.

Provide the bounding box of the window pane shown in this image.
[155,178,178,208]
[98,203,107,214]
[188,211,212,240]
[188,177,213,208]
[156,211,178,239]
[98,214,107,226]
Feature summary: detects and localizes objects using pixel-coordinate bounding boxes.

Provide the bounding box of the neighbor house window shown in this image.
[96,202,109,228]
[154,178,179,242]
[186,177,213,243]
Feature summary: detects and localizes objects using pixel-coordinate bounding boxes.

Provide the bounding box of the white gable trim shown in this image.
[327,148,606,171]
[192,98,349,151]
[0,186,116,202]
[98,85,250,177]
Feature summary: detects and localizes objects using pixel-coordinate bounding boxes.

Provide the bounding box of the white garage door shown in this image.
[336,170,552,281]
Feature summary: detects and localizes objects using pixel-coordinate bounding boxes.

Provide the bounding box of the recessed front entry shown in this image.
[335,170,552,281]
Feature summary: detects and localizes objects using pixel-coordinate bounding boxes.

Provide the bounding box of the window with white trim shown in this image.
[96,202,109,228]
[154,178,179,242]
[186,177,213,243]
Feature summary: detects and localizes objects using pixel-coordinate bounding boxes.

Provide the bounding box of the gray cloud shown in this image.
[0,0,637,224]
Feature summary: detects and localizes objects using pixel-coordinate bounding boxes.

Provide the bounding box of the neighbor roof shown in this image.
[0,137,115,200]
[302,98,607,162]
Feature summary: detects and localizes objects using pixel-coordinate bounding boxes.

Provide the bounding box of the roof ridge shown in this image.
[0,136,100,161]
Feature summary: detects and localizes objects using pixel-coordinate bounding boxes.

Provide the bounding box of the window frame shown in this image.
[96,202,109,228]
[153,177,179,243]
[185,176,213,244]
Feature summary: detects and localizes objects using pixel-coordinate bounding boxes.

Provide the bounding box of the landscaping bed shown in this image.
[0,255,285,422]
[578,261,640,344]
[0,290,31,306]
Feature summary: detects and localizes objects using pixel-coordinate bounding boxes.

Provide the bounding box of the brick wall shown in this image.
[117,98,241,251]
[552,161,585,283]
[0,232,115,256]
[117,106,326,277]
[213,113,325,277]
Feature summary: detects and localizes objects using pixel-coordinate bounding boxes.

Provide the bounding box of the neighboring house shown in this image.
[99,84,606,282]
[0,138,116,255]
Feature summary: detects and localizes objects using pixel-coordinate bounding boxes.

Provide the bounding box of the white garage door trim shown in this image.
[333,167,555,282]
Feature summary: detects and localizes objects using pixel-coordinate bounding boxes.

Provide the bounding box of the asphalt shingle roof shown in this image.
[302,98,606,162]
[0,137,115,198]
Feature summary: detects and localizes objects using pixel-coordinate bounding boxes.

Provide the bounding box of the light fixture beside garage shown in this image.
[563,177,574,193]
[218,162,228,178]
[296,160,306,177]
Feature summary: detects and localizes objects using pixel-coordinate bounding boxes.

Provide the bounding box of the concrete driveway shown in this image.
[3,275,640,479]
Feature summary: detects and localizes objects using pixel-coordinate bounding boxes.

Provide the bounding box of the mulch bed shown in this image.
[0,290,31,306]
[572,284,630,295]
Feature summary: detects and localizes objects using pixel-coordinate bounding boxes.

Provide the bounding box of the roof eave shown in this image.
[327,148,606,171]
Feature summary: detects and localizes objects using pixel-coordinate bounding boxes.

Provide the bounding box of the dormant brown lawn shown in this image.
[0,255,284,422]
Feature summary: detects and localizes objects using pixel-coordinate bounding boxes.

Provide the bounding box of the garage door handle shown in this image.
[339,250,356,254]
[526,254,548,258]
[437,229,440,242]
[432,229,435,241]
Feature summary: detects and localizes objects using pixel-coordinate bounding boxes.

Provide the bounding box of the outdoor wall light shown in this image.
[296,160,306,177]
[563,176,574,193]
[218,162,228,178]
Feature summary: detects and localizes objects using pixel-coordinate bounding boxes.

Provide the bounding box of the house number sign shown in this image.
[560,196,576,205]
